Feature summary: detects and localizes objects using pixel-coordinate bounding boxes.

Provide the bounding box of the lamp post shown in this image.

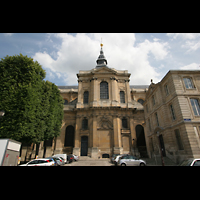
[157,131,165,166]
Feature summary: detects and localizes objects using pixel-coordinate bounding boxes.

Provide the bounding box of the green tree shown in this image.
[42,80,64,142]
[0,54,63,145]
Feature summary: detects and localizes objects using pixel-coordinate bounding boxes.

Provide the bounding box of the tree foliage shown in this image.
[0,54,64,144]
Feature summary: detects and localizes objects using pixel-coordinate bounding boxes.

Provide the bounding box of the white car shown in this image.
[19,158,56,166]
[53,154,67,164]
[113,154,129,166]
[179,158,200,166]
[48,156,64,166]
[73,154,79,161]
[118,155,146,166]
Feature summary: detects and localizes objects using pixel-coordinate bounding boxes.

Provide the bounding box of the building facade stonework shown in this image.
[20,44,200,164]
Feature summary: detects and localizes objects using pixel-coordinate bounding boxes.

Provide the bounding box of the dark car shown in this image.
[67,154,74,163]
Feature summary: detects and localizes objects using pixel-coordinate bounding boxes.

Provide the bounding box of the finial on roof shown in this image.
[100,38,103,47]
[96,39,107,68]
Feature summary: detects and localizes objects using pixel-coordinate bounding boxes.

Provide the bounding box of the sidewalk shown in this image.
[63,156,113,166]
[143,157,177,166]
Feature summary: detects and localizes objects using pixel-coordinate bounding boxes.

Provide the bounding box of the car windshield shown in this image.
[179,159,193,166]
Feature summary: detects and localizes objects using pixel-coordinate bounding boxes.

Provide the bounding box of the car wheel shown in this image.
[121,163,126,166]
[140,163,146,166]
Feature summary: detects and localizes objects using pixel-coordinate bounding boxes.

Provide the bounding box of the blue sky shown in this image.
[1,33,200,86]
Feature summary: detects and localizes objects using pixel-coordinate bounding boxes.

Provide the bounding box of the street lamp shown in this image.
[157,131,165,166]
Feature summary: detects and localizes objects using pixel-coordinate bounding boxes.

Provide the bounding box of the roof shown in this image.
[130,85,149,89]
[57,85,148,90]
[57,86,78,89]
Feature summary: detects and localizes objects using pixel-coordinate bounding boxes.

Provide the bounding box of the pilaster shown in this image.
[77,80,83,108]
[90,77,98,107]
[125,79,132,107]
[92,114,98,147]
[113,115,122,151]
[74,115,81,148]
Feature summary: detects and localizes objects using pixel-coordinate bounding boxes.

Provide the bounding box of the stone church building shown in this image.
[56,43,148,159]
[20,43,200,164]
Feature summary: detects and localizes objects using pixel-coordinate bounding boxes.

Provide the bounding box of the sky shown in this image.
[0,33,200,86]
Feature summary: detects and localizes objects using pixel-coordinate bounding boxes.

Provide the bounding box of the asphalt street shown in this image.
[63,157,113,166]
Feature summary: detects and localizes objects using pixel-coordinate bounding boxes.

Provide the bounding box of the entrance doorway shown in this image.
[135,125,148,157]
[64,125,75,154]
[158,134,166,157]
[81,136,88,156]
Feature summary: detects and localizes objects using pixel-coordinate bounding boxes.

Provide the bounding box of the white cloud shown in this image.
[4,33,14,36]
[167,33,200,40]
[33,33,170,85]
[180,63,200,70]
[181,40,200,52]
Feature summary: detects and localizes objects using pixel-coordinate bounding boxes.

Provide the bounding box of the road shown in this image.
[63,156,114,166]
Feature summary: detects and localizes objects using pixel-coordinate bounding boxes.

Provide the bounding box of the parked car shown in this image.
[67,154,74,163]
[19,158,56,166]
[113,154,129,166]
[179,158,200,166]
[53,154,67,164]
[73,154,79,161]
[117,155,146,166]
[110,154,119,163]
[47,156,64,166]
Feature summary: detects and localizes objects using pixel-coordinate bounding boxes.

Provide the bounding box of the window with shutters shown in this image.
[190,98,200,116]
[100,81,109,99]
[183,77,195,89]
[170,104,176,121]
[155,112,159,127]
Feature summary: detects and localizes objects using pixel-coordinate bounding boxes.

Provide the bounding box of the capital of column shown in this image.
[90,77,98,82]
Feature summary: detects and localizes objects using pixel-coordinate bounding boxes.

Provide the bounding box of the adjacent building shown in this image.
[144,70,200,163]
[20,44,200,164]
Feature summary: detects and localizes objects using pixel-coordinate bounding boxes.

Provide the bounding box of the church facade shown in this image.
[56,44,149,159]
[20,43,200,164]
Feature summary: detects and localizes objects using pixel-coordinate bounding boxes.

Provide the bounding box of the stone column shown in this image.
[77,80,82,108]
[91,114,99,158]
[113,115,123,154]
[73,115,81,156]
[111,77,118,106]
[125,79,132,107]
[90,77,98,107]
[54,136,62,154]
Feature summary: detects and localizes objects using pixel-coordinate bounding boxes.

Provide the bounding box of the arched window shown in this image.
[100,81,109,99]
[82,118,88,130]
[64,99,68,105]
[138,99,144,105]
[120,91,125,103]
[83,91,89,104]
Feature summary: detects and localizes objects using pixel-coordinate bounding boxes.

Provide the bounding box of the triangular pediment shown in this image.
[92,66,117,74]
[77,67,130,78]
